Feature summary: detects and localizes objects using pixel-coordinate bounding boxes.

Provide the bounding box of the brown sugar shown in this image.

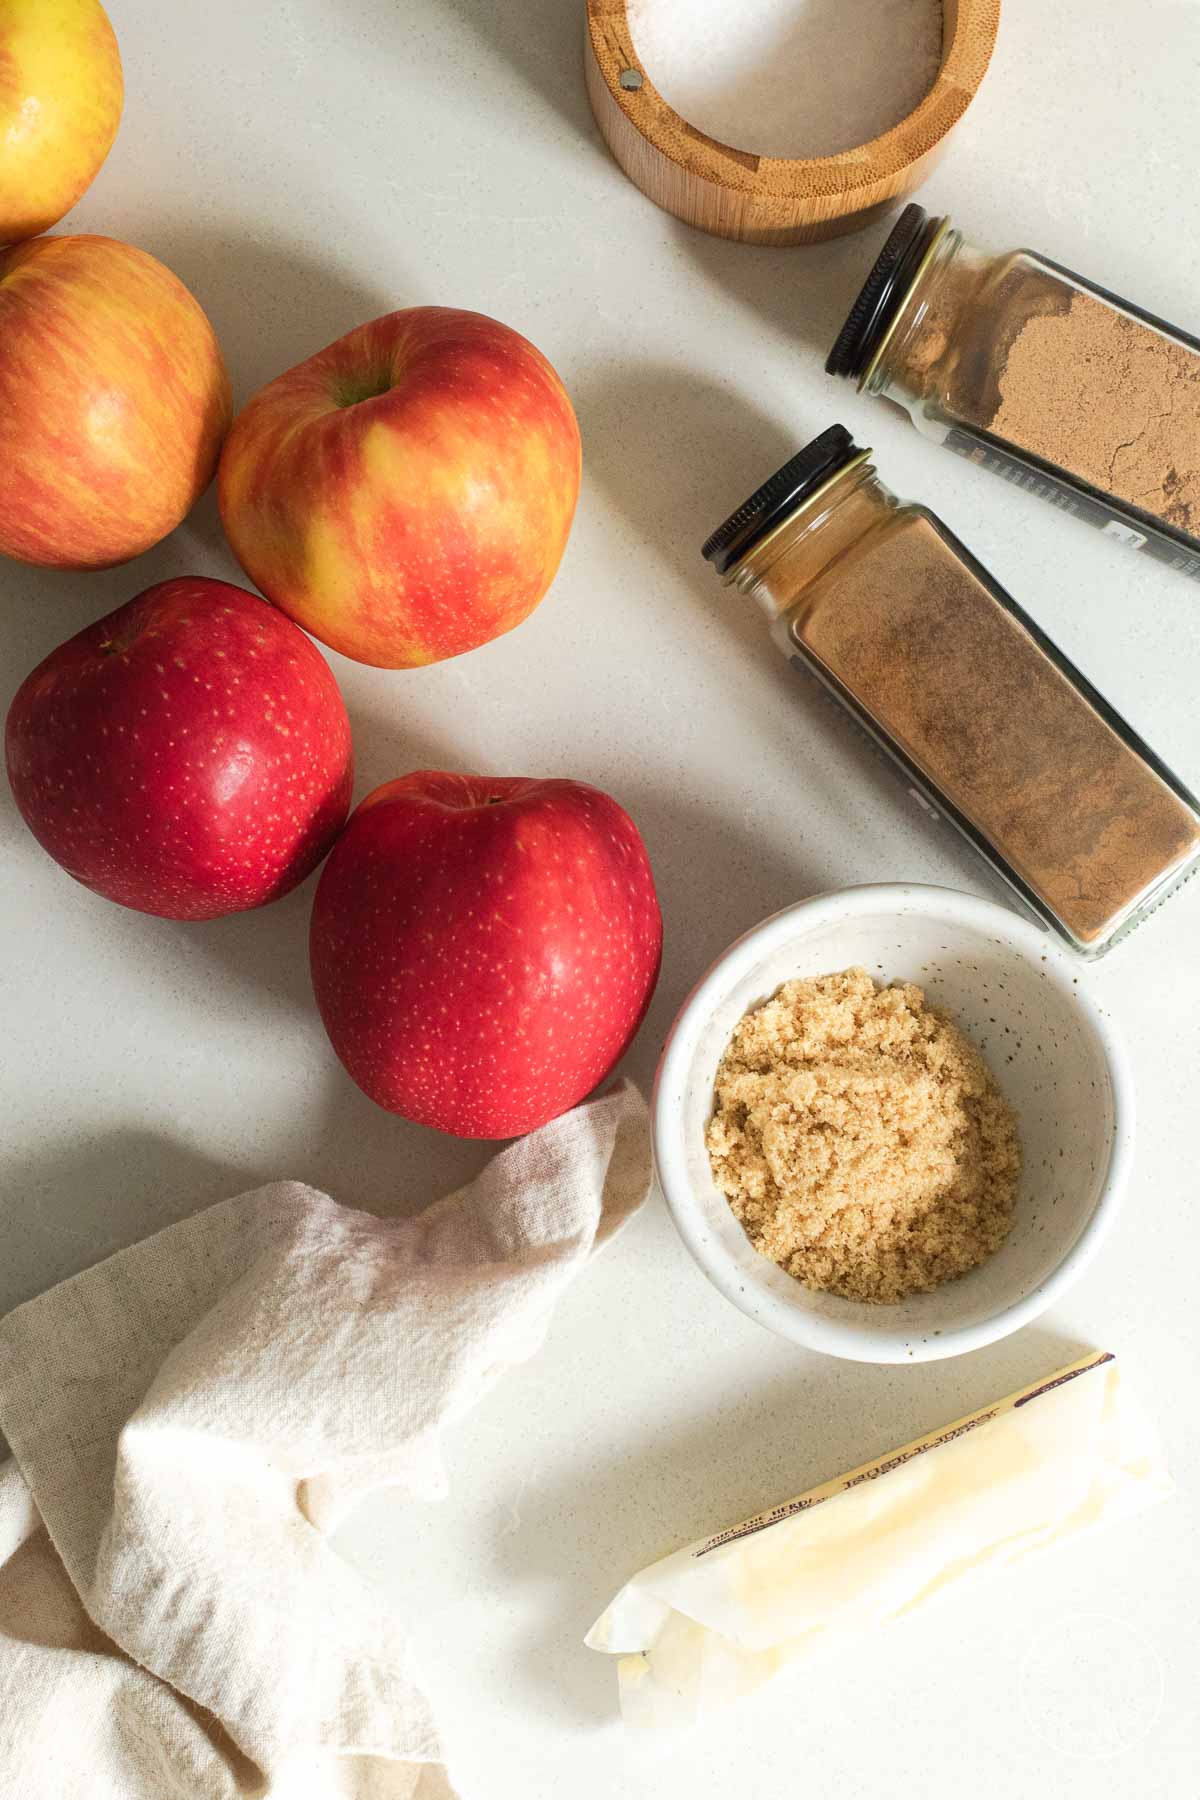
[789,512,1200,945]
[706,968,1019,1304]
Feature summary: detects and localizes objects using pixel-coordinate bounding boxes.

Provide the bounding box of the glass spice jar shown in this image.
[703,426,1200,956]
[826,204,1200,580]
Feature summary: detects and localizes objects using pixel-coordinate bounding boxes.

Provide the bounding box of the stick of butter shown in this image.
[586,1352,1171,1726]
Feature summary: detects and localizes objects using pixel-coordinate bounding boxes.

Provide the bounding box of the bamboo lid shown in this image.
[584,0,1000,246]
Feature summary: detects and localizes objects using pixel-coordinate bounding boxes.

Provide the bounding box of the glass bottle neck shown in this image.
[727,458,897,619]
[864,223,973,400]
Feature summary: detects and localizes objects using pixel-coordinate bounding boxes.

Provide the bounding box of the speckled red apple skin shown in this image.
[5,576,354,920]
[309,772,663,1138]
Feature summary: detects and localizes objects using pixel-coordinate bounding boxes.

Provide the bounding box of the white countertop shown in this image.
[3,1,1199,1793]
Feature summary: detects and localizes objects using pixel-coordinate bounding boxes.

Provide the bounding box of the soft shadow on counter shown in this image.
[327,0,597,142]
[673,210,896,362]
[487,1321,1094,1728]
[310,1066,498,1223]
[0,1130,262,1323]
[575,360,800,667]
[607,781,832,1097]
[577,360,1001,907]
[343,699,465,804]
[433,0,598,140]
[140,223,400,415]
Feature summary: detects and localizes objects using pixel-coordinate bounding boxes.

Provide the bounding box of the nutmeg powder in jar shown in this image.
[990,289,1200,538]
[897,262,1200,538]
[791,513,1200,946]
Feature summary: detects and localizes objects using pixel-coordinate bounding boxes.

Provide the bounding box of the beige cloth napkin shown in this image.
[0,1080,649,1798]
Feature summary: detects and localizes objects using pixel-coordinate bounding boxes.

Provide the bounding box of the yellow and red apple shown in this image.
[0,234,231,568]
[218,307,581,668]
[1,0,124,245]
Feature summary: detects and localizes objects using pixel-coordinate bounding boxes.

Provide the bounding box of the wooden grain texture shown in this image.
[584,0,1000,246]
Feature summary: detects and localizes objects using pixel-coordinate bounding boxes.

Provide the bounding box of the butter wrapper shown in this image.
[586,1353,1171,1726]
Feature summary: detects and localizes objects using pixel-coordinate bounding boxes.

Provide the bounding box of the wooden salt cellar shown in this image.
[584,0,1000,245]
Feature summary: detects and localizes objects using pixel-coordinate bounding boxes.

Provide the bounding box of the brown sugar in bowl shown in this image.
[584,0,1001,245]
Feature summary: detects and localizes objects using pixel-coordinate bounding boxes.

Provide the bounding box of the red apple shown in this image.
[6,577,353,920]
[0,235,231,568]
[218,307,581,668]
[309,772,662,1137]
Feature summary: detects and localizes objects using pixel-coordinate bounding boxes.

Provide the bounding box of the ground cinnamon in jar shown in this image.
[901,267,1200,540]
[828,206,1200,568]
[990,288,1200,539]
[704,427,1200,954]
[797,511,1200,945]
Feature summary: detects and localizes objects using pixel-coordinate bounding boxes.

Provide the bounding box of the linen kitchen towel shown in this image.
[0,1079,650,1798]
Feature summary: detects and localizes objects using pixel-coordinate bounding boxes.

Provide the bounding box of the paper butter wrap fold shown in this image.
[587,1352,1172,1727]
[0,1080,650,1799]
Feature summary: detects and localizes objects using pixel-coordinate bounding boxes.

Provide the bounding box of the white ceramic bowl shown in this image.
[653,885,1132,1363]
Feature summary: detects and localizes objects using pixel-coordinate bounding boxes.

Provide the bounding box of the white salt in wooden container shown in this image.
[585,0,1000,245]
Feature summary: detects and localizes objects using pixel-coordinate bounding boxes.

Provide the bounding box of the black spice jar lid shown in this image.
[702,425,863,575]
[825,203,943,384]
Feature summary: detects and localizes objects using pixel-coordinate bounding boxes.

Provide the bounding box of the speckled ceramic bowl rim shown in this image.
[652,884,1134,1363]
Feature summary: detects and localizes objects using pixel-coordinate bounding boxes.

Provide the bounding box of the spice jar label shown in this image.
[1102,521,1148,550]
[942,428,1200,582]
